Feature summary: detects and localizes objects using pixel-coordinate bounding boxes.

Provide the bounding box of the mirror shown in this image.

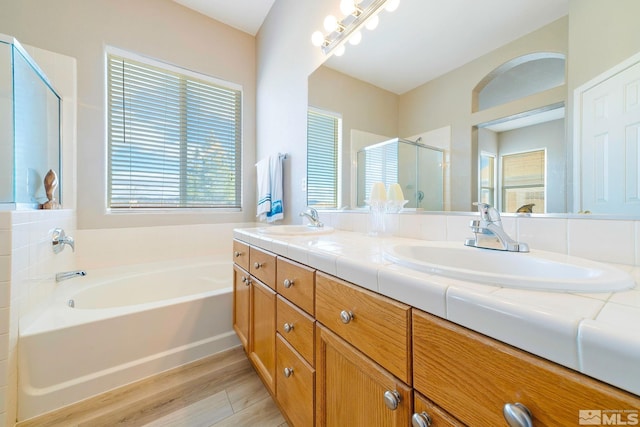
[0,35,61,209]
[307,1,640,217]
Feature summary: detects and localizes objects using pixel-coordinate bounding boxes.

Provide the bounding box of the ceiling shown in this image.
[174,0,569,94]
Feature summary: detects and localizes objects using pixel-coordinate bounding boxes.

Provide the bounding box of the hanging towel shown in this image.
[256,157,271,221]
[256,154,284,223]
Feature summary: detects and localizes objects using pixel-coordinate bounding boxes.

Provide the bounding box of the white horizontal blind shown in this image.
[307,109,339,208]
[107,53,242,209]
[363,141,398,199]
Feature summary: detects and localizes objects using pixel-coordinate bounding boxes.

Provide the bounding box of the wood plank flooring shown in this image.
[17,347,288,427]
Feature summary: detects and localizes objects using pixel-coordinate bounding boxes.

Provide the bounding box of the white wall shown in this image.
[0,0,257,230]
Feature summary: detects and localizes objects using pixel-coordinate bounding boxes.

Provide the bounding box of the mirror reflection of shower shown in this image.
[356,138,444,210]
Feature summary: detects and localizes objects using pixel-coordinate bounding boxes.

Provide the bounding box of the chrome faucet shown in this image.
[52,228,75,253]
[55,270,87,282]
[464,202,529,252]
[299,207,324,227]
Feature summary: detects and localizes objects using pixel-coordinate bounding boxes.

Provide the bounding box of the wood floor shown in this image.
[17,347,288,427]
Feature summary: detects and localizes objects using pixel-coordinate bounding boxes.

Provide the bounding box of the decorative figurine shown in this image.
[40,169,60,209]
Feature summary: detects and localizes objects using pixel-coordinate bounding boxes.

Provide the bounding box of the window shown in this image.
[479,152,496,206]
[107,49,242,209]
[307,108,341,208]
[501,149,545,213]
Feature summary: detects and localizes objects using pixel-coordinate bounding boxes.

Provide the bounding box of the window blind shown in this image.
[107,53,242,209]
[307,109,339,208]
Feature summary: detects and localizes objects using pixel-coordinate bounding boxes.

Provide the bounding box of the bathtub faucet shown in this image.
[55,270,87,282]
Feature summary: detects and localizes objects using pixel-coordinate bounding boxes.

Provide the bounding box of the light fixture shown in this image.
[311,0,399,56]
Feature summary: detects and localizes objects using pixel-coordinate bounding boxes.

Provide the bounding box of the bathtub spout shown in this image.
[55,270,87,282]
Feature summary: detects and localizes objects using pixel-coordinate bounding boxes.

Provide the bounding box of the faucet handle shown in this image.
[473,202,502,225]
[52,228,75,253]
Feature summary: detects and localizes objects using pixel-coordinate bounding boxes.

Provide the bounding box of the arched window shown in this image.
[473,53,566,112]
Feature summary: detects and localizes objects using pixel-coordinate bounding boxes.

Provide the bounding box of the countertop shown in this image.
[234,227,640,397]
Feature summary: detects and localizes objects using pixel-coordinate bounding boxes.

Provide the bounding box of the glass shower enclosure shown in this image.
[0,34,61,209]
[356,137,444,210]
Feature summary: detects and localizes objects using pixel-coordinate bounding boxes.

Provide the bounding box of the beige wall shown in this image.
[0,0,256,229]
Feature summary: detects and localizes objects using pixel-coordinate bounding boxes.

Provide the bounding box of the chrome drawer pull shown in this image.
[340,310,354,324]
[253,262,263,269]
[412,412,433,427]
[503,402,533,427]
[234,251,242,257]
[283,322,294,333]
[283,279,294,288]
[241,276,250,286]
[383,390,401,411]
[283,367,294,378]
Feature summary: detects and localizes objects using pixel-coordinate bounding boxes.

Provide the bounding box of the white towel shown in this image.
[267,155,284,223]
[256,154,284,223]
[256,157,271,221]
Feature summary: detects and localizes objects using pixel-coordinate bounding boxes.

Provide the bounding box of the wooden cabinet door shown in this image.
[232,264,250,351]
[250,278,276,395]
[277,334,315,427]
[316,324,412,427]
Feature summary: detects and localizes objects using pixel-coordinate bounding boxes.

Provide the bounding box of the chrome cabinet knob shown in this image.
[253,262,263,269]
[283,367,294,378]
[503,403,533,427]
[241,276,250,286]
[283,279,294,288]
[234,251,242,258]
[383,390,401,411]
[340,310,354,324]
[412,412,433,427]
[283,322,294,333]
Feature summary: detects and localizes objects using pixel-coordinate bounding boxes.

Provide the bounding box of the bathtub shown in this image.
[18,256,239,421]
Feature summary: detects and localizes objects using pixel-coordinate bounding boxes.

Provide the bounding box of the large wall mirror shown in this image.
[307,0,640,217]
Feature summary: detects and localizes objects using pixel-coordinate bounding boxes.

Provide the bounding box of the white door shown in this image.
[581,61,640,214]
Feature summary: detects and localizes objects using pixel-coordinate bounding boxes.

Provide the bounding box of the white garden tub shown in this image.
[18,256,239,421]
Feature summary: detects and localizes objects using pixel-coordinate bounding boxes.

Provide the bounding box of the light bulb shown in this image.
[365,15,379,30]
[340,0,356,16]
[385,0,400,12]
[324,15,339,32]
[311,31,325,47]
[348,31,362,45]
[334,44,346,57]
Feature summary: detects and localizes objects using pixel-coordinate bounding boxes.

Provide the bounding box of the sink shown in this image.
[257,225,335,236]
[383,241,635,292]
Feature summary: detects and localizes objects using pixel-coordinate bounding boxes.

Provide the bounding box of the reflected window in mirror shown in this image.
[501,149,546,213]
[479,152,496,207]
[307,107,342,208]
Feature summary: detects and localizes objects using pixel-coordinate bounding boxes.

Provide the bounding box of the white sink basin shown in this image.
[257,225,334,236]
[384,241,635,292]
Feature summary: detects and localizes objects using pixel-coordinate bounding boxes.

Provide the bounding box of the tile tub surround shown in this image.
[234,227,640,397]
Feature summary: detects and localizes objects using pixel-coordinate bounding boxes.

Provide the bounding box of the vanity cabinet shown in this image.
[231,242,277,395]
[316,324,412,426]
[413,309,640,426]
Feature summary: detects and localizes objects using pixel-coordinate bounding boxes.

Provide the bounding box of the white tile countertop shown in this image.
[234,227,640,397]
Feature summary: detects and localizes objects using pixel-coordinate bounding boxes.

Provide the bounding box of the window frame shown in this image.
[105,46,243,213]
[499,148,547,213]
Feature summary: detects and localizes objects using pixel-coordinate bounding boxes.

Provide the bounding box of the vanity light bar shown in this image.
[315,0,391,56]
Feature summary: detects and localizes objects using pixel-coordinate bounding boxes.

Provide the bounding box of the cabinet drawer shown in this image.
[249,246,276,289]
[277,296,315,366]
[413,309,640,427]
[277,334,314,427]
[232,240,249,271]
[315,272,411,384]
[276,257,315,315]
[414,392,463,427]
